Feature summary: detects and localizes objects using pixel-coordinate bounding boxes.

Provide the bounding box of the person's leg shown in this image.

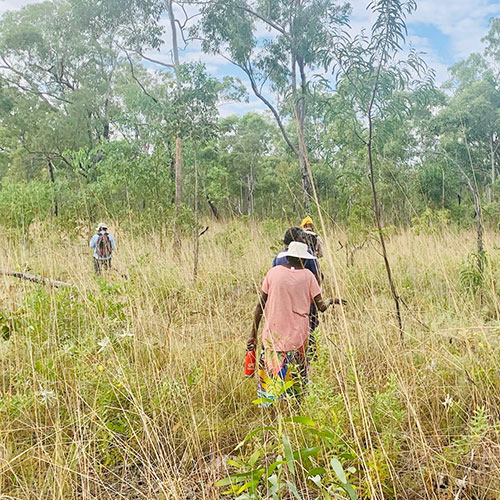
[94,259,101,275]
[288,349,309,401]
[307,303,319,361]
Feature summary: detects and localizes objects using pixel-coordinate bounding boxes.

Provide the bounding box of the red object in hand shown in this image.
[245,349,256,377]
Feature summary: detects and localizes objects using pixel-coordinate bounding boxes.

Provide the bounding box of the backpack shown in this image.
[96,233,112,259]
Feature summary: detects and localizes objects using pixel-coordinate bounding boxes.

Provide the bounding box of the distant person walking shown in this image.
[272,227,319,278]
[248,242,334,405]
[300,217,326,344]
[301,216,324,258]
[90,222,116,275]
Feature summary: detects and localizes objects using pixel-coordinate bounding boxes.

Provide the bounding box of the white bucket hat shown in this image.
[277,241,316,260]
[97,222,108,231]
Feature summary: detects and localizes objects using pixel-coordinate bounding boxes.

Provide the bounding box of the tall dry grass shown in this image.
[1,221,500,499]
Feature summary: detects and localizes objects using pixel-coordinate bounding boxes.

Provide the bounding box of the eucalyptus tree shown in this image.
[195,0,350,205]
[0,1,133,145]
[0,0,131,200]
[483,17,500,74]
[100,0,199,210]
[170,63,242,276]
[431,68,499,259]
[218,113,278,215]
[335,0,435,334]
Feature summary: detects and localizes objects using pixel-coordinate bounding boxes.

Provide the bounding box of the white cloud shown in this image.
[405,34,450,83]
[219,98,268,118]
[0,0,40,16]
[348,0,500,84]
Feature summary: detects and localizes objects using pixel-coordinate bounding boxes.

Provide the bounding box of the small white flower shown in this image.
[37,388,56,405]
[117,330,134,338]
[442,394,454,410]
[97,337,111,352]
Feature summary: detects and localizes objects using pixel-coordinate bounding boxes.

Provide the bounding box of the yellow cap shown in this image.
[301,216,314,228]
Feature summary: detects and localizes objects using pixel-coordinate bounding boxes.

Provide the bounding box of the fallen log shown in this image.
[0,270,73,288]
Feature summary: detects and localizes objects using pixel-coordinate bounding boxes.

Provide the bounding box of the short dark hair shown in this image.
[284,227,304,246]
[287,256,305,268]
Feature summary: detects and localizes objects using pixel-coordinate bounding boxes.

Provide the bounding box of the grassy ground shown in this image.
[1,220,500,499]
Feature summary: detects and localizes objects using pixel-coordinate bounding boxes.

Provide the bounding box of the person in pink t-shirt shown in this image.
[248,241,340,404]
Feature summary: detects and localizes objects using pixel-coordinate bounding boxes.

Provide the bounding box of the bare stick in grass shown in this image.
[0,269,72,288]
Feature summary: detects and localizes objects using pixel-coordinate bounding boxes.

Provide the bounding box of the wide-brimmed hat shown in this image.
[277,241,316,260]
[97,222,108,231]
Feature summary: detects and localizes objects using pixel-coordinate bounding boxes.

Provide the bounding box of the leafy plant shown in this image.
[411,208,451,235]
[460,251,487,293]
[215,411,359,500]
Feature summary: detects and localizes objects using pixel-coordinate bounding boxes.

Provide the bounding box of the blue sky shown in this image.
[2,0,500,115]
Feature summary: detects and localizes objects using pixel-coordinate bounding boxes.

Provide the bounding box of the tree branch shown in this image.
[134,50,176,70]
[0,270,72,288]
[235,4,287,35]
[124,50,159,104]
[222,55,298,156]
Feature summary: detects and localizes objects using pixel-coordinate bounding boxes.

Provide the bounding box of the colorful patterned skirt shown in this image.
[257,346,309,406]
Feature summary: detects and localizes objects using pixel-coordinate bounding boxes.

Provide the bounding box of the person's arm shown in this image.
[90,235,97,248]
[314,294,346,311]
[110,234,116,250]
[248,291,268,350]
[314,294,333,312]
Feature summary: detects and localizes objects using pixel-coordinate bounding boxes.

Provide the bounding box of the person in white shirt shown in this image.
[90,222,116,275]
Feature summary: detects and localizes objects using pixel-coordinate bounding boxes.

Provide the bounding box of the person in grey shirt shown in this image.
[90,222,116,275]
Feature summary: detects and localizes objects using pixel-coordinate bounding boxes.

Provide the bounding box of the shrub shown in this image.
[0,181,52,233]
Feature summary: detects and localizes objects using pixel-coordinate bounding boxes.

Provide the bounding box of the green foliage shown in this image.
[0,310,15,340]
[216,412,359,500]
[0,181,52,232]
[411,209,451,235]
[460,251,487,293]
[444,406,490,466]
[482,202,500,229]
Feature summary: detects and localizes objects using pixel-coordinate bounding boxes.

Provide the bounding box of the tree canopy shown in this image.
[0,0,498,232]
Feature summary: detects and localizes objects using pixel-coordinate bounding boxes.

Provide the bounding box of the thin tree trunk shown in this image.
[490,135,496,203]
[472,184,484,255]
[103,95,110,141]
[290,44,312,207]
[167,0,183,256]
[168,0,182,210]
[297,134,313,207]
[206,194,219,220]
[462,171,484,270]
[462,126,485,265]
[247,164,255,215]
[367,74,403,336]
[174,137,182,206]
[193,143,200,279]
[48,158,58,217]
[296,56,313,207]
[441,166,445,209]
